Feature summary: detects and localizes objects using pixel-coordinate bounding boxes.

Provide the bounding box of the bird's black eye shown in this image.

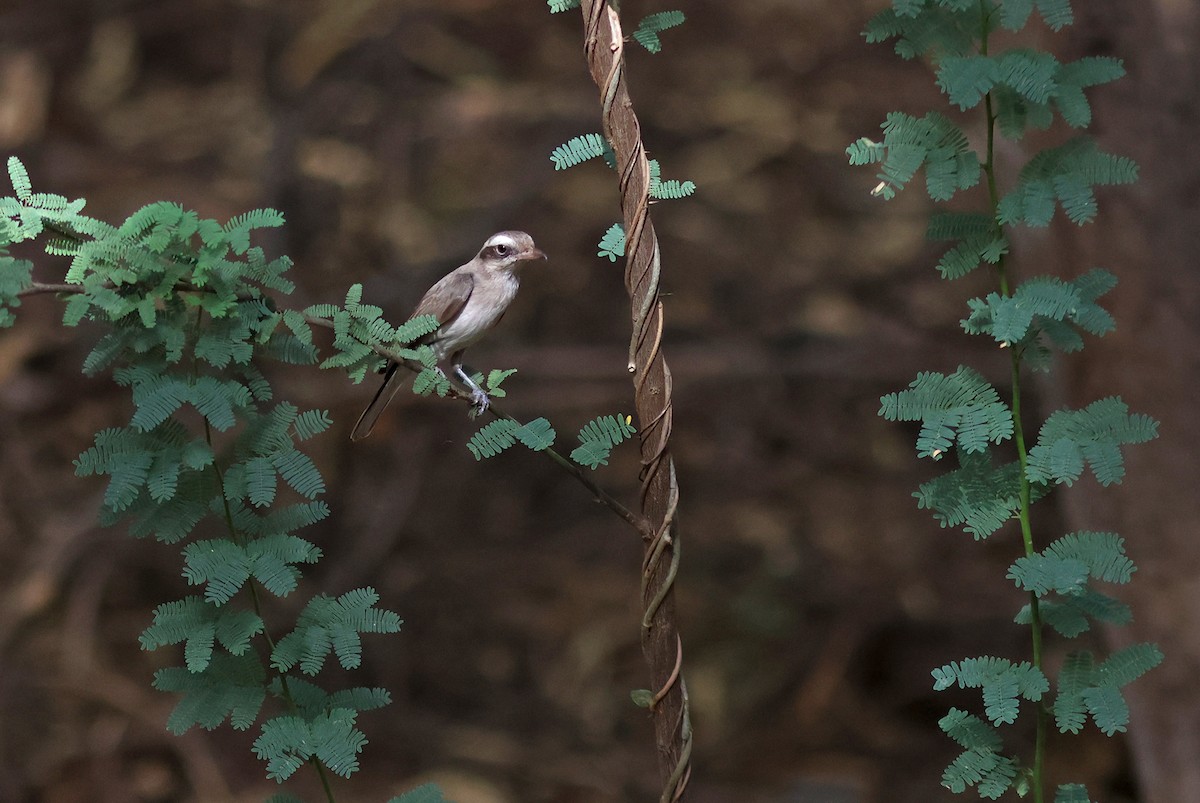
[494,243,511,257]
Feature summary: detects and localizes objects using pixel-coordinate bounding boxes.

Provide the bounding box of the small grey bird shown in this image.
[350,231,546,441]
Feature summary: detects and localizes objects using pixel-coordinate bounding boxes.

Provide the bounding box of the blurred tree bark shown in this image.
[1050,6,1200,803]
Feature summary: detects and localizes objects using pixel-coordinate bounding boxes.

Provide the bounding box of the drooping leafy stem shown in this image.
[976,11,1048,797]
[198,384,338,803]
[2,150,653,801]
[0,162,454,801]
[851,2,1162,801]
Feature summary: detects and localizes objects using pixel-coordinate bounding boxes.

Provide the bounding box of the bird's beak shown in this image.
[523,247,548,262]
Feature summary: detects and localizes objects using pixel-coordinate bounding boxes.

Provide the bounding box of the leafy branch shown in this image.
[850,2,1159,801]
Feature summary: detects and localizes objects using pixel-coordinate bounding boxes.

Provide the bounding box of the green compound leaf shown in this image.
[939,707,1003,752]
[271,587,402,676]
[864,3,983,61]
[998,137,1137,227]
[513,417,556,452]
[879,366,1013,459]
[153,652,267,734]
[938,708,1020,798]
[598,223,626,262]
[1009,530,1136,616]
[915,452,1049,539]
[550,133,613,170]
[571,413,637,469]
[632,11,686,54]
[1025,397,1158,487]
[270,448,325,499]
[467,417,556,459]
[1018,588,1131,638]
[1054,784,1094,803]
[847,111,980,201]
[1051,645,1162,736]
[253,709,367,781]
[467,419,520,460]
[1007,553,1089,597]
[926,212,1007,279]
[932,656,1049,726]
[389,784,450,803]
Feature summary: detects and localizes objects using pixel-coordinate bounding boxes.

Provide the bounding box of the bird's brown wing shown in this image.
[410,268,475,336]
[349,268,476,440]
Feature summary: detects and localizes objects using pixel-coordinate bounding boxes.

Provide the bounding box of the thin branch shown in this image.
[302,315,651,538]
[18,281,83,297]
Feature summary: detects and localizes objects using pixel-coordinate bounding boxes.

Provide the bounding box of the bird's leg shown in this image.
[450,350,490,413]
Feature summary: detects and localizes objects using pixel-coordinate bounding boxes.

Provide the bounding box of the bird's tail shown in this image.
[349,363,411,441]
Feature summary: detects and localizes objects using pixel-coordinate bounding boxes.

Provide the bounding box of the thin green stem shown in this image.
[1010,351,1045,803]
[979,5,1044,799]
[195,310,338,803]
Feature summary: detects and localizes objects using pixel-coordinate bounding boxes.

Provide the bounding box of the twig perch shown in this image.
[577,3,692,800]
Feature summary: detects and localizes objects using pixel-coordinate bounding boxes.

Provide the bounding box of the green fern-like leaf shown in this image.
[293,409,333,441]
[253,709,366,781]
[880,366,1013,459]
[1052,56,1124,128]
[1007,553,1089,597]
[484,368,518,398]
[1053,650,1094,733]
[632,11,686,54]
[932,656,1049,726]
[182,540,253,606]
[141,596,264,671]
[939,707,1003,752]
[547,0,580,12]
[864,4,982,61]
[1026,397,1158,487]
[1035,0,1074,31]
[270,677,390,719]
[550,133,613,170]
[222,208,285,255]
[389,784,451,803]
[514,418,556,451]
[1019,588,1131,637]
[848,111,980,201]
[392,314,441,345]
[1097,643,1164,687]
[467,419,520,460]
[937,712,1020,801]
[1081,685,1128,735]
[915,452,1048,539]
[270,448,325,499]
[8,156,32,201]
[1044,531,1134,584]
[998,137,1137,226]
[936,55,1001,110]
[244,456,278,507]
[926,212,1007,279]
[1049,644,1161,736]
[1054,784,1094,803]
[650,178,697,200]
[271,587,402,676]
[571,413,637,468]
[597,223,626,262]
[154,652,267,734]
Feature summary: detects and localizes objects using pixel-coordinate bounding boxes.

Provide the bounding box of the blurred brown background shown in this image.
[1,2,1197,802]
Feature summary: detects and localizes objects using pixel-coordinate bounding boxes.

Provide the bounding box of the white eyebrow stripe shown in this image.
[484,233,520,249]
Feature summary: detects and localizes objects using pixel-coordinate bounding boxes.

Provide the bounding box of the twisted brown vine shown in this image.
[578,3,692,799]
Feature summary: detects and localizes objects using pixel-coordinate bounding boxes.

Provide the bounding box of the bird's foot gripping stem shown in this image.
[454,364,491,415]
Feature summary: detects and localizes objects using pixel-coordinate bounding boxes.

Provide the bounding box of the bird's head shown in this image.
[477,231,547,273]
